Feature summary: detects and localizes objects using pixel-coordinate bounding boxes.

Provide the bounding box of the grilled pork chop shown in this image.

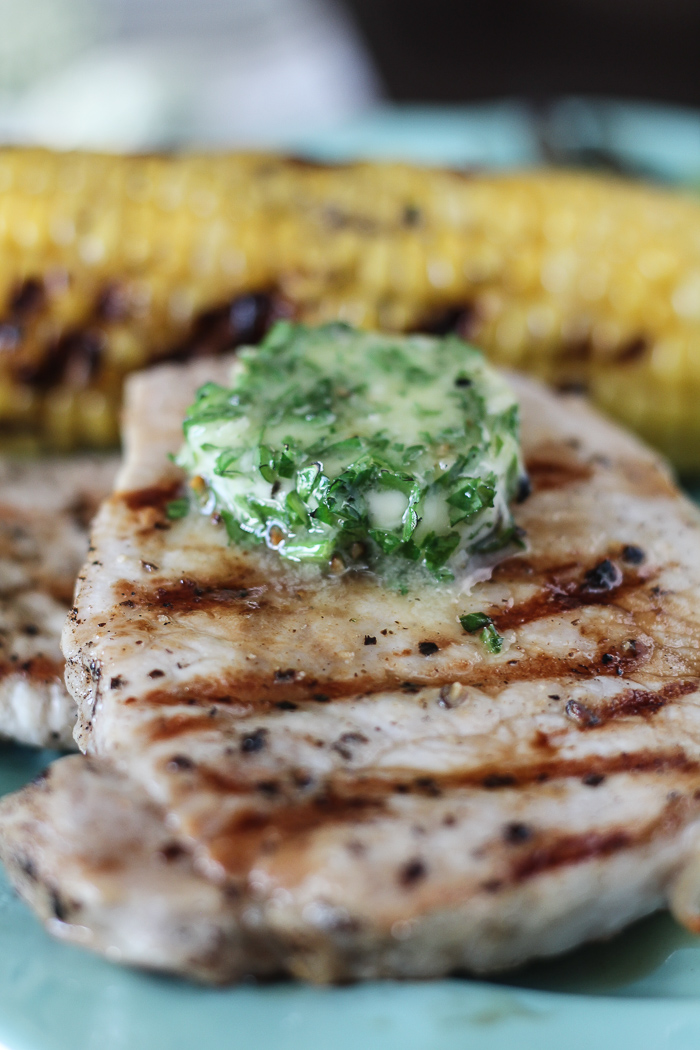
[0,454,117,748]
[0,755,279,981]
[6,357,700,982]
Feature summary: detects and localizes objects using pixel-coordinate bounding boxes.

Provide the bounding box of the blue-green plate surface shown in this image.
[5,106,700,1050]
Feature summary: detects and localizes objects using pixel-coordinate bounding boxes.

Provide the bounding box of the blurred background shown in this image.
[1,0,700,180]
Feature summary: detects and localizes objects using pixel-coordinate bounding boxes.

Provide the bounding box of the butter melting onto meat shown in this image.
[7,356,700,983]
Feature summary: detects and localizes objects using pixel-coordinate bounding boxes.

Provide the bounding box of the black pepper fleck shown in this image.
[332,731,369,759]
[167,754,194,772]
[566,699,601,728]
[403,204,422,226]
[583,559,622,592]
[516,475,532,503]
[399,858,427,886]
[503,822,532,844]
[274,668,297,683]
[241,728,267,754]
[482,773,517,789]
[414,776,441,797]
[50,889,69,922]
[159,842,186,862]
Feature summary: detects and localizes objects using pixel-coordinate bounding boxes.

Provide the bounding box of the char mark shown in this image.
[116,575,266,614]
[165,747,699,810]
[205,788,386,876]
[163,290,293,362]
[0,655,63,683]
[120,482,182,513]
[149,713,221,743]
[525,453,593,493]
[569,680,698,729]
[196,753,699,881]
[413,303,475,339]
[512,788,690,886]
[137,638,651,715]
[491,557,649,632]
[513,828,631,881]
[19,329,105,390]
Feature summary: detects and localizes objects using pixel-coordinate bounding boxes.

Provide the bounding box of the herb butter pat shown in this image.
[177,322,527,579]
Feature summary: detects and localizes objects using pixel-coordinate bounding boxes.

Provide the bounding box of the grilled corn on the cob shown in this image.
[0,148,699,467]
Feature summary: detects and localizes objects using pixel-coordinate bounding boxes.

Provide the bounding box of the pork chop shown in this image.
[0,454,117,748]
[0,754,281,981]
[12,355,700,981]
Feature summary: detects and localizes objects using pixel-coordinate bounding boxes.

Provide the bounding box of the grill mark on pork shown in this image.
[571,679,698,728]
[146,712,223,742]
[0,655,64,683]
[138,642,651,720]
[370,749,700,796]
[513,829,630,882]
[525,449,594,493]
[163,747,699,810]
[206,790,387,877]
[491,564,652,633]
[510,794,693,884]
[120,483,182,514]
[191,754,700,881]
[115,548,652,641]
[120,577,268,613]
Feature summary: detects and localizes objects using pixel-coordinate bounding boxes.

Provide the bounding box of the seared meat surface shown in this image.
[5,358,700,981]
[0,454,117,747]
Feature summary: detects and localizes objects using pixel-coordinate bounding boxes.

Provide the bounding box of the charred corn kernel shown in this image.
[106,328,147,370]
[3,149,700,464]
[0,382,34,421]
[77,390,118,448]
[43,389,76,451]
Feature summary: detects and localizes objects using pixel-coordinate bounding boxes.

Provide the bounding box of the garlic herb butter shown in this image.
[177,322,527,579]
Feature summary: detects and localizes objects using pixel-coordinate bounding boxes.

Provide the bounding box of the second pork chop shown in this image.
[0,454,118,748]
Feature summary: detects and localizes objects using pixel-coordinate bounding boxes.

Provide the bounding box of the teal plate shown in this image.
[5,106,700,1050]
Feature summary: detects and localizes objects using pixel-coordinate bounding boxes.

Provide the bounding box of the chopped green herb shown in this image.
[459,612,504,653]
[177,322,526,578]
[481,622,504,654]
[459,611,492,633]
[165,498,189,520]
